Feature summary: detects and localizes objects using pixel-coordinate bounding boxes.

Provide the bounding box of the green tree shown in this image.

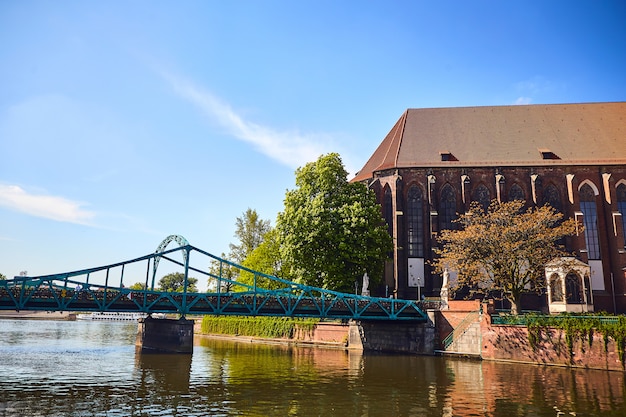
[208,253,239,292]
[158,272,198,293]
[229,208,271,264]
[276,153,392,292]
[0,273,6,280]
[207,209,271,291]
[129,282,146,290]
[432,200,579,315]
[239,228,293,290]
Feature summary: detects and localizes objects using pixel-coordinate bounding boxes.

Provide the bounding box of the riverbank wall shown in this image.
[195,305,625,371]
[3,309,620,370]
[0,311,76,320]
[434,300,626,372]
[194,319,434,354]
[194,320,350,348]
[481,313,625,371]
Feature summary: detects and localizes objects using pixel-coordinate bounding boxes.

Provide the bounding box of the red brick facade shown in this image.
[367,164,626,313]
[353,103,626,313]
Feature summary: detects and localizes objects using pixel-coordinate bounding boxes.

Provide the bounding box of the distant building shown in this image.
[352,102,626,313]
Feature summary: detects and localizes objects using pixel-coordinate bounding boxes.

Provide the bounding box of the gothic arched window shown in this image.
[566,272,583,304]
[384,186,393,236]
[472,184,491,212]
[550,274,564,302]
[617,183,626,241]
[580,184,600,260]
[508,183,525,202]
[407,185,424,257]
[542,184,562,212]
[439,183,457,231]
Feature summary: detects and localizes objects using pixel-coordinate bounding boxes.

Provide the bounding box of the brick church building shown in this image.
[352,102,626,313]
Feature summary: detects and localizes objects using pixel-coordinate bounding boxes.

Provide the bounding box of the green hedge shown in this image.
[200,316,319,339]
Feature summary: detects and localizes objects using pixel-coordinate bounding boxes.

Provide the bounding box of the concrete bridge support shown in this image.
[135,317,194,353]
[348,319,435,354]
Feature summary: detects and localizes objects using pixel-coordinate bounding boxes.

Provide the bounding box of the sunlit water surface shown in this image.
[0,319,624,416]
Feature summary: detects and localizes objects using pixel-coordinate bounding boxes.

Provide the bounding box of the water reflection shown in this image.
[476,359,626,416]
[135,353,192,392]
[194,337,625,417]
[0,320,623,417]
[195,340,626,416]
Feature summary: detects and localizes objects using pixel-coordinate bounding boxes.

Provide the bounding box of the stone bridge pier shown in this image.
[135,317,194,353]
[348,319,435,354]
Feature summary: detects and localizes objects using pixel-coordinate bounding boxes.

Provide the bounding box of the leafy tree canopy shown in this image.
[207,209,271,291]
[158,272,198,293]
[208,252,239,293]
[432,200,579,314]
[229,208,271,264]
[128,282,146,290]
[276,153,392,292]
[239,228,293,290]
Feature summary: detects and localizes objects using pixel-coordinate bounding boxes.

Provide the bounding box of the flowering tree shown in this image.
[432,200,579,314]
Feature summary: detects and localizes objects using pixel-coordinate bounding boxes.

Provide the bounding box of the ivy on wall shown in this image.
[200,316,319,339]
[524,314,626,366]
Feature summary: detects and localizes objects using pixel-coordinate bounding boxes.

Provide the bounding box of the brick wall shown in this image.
[292,322,348,345]
[481,316,625,371]
[434,300,481,350]
[436,301,625,371]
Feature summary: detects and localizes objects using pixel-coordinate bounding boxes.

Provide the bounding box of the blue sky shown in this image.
[1,1,624,289]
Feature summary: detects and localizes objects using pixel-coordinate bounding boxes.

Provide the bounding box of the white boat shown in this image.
[76,312,147,321]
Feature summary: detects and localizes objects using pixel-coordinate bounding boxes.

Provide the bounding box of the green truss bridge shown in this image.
[0,235,428,322]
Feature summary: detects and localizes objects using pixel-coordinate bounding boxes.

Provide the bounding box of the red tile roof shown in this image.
[352,102,626,182]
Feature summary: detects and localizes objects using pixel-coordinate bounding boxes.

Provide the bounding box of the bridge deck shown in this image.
[0,285,427,321]
[0,241,429,321]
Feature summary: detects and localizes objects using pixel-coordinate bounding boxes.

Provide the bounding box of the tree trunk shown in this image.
[509,296,522,315]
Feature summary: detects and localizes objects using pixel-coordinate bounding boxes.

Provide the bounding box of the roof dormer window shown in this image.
[440,151,457,161]
[538,148,560,160]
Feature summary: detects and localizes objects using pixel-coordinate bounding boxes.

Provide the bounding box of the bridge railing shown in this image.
[0,244,429,321]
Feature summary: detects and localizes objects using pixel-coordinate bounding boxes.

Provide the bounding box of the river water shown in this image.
[0,319,624,417]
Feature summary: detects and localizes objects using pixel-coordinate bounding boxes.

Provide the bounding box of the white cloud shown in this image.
[164,74,334,169]
[512,76,558,105]
[514,97,532,105]
[0,185,96,226]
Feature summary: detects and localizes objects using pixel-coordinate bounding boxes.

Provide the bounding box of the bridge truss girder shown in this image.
[0,244,428,321]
